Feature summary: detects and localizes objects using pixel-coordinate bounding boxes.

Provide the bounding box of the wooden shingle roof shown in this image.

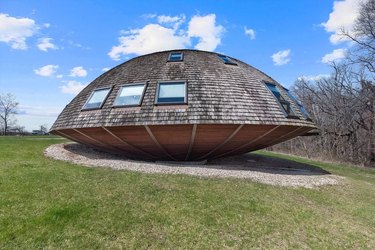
[51,49,316,131]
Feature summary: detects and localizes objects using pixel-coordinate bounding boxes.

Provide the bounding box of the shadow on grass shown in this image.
[63,143,330,176]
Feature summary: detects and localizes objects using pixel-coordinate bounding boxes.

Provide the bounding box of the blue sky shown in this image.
[0,0,361,131]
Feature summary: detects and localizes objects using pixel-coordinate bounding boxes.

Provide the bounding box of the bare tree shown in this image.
[269,0,375,166]
[269,63,374,166]
[0,93,19,135]
[344,0,375,162]
[40,124,49,135]
[342,0,375,75]
[12,125,26,135]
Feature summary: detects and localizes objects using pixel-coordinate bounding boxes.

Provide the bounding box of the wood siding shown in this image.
[52,124,313,161]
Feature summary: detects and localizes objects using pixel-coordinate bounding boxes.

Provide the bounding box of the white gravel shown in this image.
[44,143,344,189]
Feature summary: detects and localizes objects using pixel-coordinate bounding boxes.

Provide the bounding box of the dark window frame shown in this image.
[81,86,112,111]
[218,54,237,65]
[112,82,148,108]
[264,82,299,119]
[168,52,184,62]
[155,80,188,105]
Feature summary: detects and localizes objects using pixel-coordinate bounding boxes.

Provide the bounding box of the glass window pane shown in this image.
[266,83,296,117]
[114,84,145,106]
[284,88,311,119]
[219,55,229,63]
[266,83,285,101]
[157,82,186,104]
[169,52,183,61]
[83,88,110,109]
[218,55,237,65]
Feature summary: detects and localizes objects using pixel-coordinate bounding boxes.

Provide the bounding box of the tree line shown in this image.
[269,0,375,167]
[0,93,18,135]
[0,93,49,135]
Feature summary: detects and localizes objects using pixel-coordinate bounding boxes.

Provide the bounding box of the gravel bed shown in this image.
[44,143,344,189]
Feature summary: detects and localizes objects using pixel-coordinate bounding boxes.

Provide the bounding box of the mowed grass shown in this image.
[0,136,375,249]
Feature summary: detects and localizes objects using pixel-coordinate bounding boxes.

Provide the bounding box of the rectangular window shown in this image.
[113,83,146,107]
[265,83,298,118]
[284,88,312,120]
[156,81,187,104]
[218,54,237,65]
[82,87,111,110]
[168,52,183,62]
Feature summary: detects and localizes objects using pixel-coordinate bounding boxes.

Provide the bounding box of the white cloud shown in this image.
[188,14,224,51]
[322,0,363,44]
[43,23,50,28]
[56,74,63,79]
[321,48,347,63]
[108,24,190,60]
[59,80,87,94]
[271,49,291,66]
[108,13,224,60]
[157,14,185,30]
[18,105,61,117]
[157,15,185,28]
[34,64,58,77]
[142,14,157,19]
[244,26,256,40]
[15,113,59,131]
[67,40,90,50]
[37,37,57,51]
[157,15,184,24]
[69,66,87,77]
[0,13,37,49]
[143,14,186,29]
[298,74,331,81]
[102,67,110,72]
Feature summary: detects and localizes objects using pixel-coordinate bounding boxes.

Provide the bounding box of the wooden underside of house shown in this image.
[51,124,313,161]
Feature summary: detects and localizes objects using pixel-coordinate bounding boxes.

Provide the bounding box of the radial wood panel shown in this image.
[58,129,115,153]
[230,126,309,157]
[148,125,193,160]
[212,124,276,158]
[77,127,149,159]
[54,124,314,161]
[248,127,313,153]
[107,126,166,158]
[102,126,156,160]
[189,124,240,159]
[59,129,100,146]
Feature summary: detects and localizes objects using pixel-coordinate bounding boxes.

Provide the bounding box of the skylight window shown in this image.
[283,88,312,120]
[218,54,237,65]
[168,52,183,62]
[156,81,187,104]
[82,87,111,110]
[265,83,298,118]
[113,83,147,107]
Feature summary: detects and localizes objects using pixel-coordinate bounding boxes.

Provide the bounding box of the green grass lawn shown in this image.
[1,136,375,249]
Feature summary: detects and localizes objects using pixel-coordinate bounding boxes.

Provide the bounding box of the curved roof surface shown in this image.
[51,49,315,130]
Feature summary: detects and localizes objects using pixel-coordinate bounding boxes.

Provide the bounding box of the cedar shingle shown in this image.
[51,50,316,130]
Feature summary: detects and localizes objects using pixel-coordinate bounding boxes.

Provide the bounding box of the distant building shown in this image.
[3,126,28,136]
[6,128,22,136]
[32,130,48,135]
[51,50,316,161]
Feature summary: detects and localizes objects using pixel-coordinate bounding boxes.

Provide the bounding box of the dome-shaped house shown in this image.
[51,50,316,161]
